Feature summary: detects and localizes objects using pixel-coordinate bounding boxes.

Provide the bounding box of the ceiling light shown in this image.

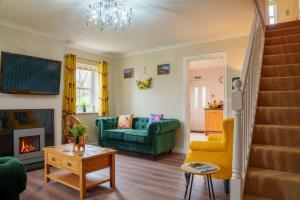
[85,0,133,31]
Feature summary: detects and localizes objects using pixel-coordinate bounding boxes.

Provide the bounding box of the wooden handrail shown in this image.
[254,0,266,26]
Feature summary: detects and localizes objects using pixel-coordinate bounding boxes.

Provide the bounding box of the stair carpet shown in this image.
[243,20,300,200]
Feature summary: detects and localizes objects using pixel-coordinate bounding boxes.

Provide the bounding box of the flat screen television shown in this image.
[0,52,61,95]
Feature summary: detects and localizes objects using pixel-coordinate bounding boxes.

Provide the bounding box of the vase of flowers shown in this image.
[69,123,88,152]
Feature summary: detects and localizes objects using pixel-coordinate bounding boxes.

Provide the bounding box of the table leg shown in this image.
[184,173,191,198]
[208,175,215,200]
[80,163,86,200]
[44,161,50,183]
[110,153,116,188]
[206,175,211,199]
[188,174,194,200]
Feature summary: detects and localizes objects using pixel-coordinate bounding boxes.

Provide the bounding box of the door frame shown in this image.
[182,52,227,153]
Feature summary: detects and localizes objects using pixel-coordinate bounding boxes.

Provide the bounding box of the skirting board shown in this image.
[173,147,185,154]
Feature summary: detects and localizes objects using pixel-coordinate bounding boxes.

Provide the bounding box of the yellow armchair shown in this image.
[185,118,234,193]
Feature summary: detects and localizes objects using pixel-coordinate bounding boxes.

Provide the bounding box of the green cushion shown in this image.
[123,130,149,144]
[103,129,130,140]
[132,118,148,130]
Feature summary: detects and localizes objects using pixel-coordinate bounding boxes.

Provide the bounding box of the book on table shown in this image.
[188,162,217,172]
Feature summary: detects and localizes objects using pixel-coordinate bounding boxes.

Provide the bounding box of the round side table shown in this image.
[181,162,220,200]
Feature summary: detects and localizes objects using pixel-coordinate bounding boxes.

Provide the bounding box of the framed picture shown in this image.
[124,68,134,79]
[157,64,170,75]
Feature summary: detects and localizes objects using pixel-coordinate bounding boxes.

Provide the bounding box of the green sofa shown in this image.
[96,117,180,159]
[0,157,27,200]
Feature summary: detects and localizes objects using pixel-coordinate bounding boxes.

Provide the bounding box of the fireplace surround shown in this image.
[0,109,54,167]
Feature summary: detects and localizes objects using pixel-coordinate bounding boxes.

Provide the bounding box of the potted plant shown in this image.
[80,102,87,112]
[69,123,88,152]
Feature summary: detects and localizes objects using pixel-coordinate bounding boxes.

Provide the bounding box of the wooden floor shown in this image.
[21,152,229,200]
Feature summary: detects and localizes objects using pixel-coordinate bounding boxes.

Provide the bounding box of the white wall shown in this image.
[275,0,299,22]
[113,36,249,152]
[0,25,114,145]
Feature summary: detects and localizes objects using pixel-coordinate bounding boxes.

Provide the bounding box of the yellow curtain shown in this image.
[98,61,109,116]
[63,54,77,114]
[62,54,77,143]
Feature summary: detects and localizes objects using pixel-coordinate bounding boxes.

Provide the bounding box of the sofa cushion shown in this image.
[103,129,129,140]
[132,118,148,130]
[123,130,149,144]
[118,114,133,129]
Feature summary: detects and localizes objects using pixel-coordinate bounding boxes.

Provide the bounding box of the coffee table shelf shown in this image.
[47,170,111,190]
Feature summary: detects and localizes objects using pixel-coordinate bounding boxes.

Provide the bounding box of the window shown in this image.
[201,86,207,108]
[268,0,277,24]
[194,87,199,108]
[76,64,99,113]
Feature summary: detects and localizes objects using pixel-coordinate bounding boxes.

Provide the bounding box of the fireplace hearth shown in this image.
[14,128,45,165]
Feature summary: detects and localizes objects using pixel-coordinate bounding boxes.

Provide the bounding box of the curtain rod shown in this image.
[77,57,100,64]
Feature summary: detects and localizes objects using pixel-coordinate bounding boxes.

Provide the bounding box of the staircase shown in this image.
[243,20,300,200]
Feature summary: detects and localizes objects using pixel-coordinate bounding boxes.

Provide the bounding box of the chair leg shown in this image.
[223,179,230,194]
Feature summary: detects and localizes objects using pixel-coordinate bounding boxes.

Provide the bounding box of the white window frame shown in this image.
[268,0,277,25]
[201,86,207,108]
[76,63,98,113]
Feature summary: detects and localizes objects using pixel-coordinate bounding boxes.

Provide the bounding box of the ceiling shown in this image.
[0,0,254,57]
[189,58,224,70]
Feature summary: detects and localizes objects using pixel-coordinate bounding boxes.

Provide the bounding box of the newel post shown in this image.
[230,79,243,200]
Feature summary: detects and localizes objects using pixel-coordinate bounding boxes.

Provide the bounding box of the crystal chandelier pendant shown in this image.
[85,0,133,31]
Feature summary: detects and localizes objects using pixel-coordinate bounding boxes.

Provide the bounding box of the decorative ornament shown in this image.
[136,67,152,89]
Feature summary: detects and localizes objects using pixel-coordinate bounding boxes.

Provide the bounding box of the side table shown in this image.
[181,162,220,200]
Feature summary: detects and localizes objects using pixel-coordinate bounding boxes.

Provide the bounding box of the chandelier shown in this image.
[85,0,133,31]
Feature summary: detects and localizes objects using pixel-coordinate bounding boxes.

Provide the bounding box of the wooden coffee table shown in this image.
[43,144,116,199]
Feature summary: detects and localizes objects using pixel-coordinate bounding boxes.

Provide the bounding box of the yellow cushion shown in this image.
[118,114,133,129]
[208,134,222,141]
[189,141,226,152]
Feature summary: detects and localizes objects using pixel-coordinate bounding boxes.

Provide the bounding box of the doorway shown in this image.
[183,53,226,149]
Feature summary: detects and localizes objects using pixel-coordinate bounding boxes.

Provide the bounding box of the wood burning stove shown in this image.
[13,128,45,165]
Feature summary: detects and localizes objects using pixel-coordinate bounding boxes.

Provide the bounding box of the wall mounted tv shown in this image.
[0,52,61,95]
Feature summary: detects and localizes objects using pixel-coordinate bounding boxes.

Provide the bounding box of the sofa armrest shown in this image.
[189,141,226,152]
[95,117,118,129]
[96,117,118,142]
[95,117,118,137]
[148,119,180,135]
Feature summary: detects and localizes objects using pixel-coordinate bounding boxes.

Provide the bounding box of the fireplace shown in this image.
[13,128,45,165]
